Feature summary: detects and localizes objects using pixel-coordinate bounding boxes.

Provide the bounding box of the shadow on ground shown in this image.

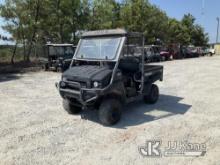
[79,94,192,129]
[0,74,21,83]
[0,61,42,74]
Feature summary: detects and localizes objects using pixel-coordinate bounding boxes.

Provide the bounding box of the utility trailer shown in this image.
[56,29,163,125]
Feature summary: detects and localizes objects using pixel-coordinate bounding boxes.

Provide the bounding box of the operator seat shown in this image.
[119,56,140,73]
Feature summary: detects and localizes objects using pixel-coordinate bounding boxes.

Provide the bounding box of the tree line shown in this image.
[0,0,209,62]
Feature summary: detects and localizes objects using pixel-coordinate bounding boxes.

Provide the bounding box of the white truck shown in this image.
[207,47,215,56]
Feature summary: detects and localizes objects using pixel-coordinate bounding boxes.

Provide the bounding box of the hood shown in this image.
[62,65,112,83]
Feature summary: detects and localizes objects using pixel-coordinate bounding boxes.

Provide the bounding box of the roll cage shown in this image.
[70,29,146,93]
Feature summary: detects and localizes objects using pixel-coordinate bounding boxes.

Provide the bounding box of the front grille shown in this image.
[66,83,80,91]
[63,80,88,91]
[66,78,87,88]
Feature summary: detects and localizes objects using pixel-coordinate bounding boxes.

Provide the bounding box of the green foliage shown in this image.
[89,0,117,30]
[0,0,209,62]
[191,25,209,46]
[0,45,23,62]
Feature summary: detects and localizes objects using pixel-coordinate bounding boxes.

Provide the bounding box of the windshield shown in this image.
[75,37,122,60]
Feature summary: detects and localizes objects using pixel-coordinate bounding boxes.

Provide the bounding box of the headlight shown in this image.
[60,81,66,88]
[93,81,99,88]
[62,77,67,82]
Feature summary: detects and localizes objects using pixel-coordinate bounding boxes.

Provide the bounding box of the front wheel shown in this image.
[98,99,122,126]
[143,84,159,104]
[63,99,82,114]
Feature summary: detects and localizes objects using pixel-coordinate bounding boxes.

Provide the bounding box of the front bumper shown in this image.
[56,81,99,105]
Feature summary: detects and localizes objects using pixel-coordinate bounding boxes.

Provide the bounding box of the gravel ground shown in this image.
[0,56,220,165]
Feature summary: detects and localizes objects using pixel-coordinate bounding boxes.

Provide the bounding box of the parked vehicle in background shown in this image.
[56,29,163,126]
[160,47,172,61]
[203,48,210,56]
[144,45,161,62]
[196,47,203,56]
[44,44,76,72]
[182,46,199,58]
[201,47,208,56]
[207,47,215,56]
[168,44,184,59]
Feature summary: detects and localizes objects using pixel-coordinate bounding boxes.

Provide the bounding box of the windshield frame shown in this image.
[73,36,125,62]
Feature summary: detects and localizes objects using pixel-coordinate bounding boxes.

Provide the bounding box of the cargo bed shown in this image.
[144,65,163,82]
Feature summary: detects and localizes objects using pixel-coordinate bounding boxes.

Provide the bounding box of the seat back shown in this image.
[119,56,140,73]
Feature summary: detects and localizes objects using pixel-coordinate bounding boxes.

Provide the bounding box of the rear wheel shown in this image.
[143,84,159,104]
[63,99,82,114]
[98,99,122,126]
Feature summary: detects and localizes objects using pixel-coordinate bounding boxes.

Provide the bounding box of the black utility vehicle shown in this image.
[44,44,76,72]
[56,29,163,125]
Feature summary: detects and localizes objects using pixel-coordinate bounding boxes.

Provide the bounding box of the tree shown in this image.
[0,0,28,62]
[120,0,170,44]
[0,0,209,64]
[26,0,41,61]
[167,18,190,45]
[0,0,45,62]
[180,13,209,46]
[89,0,121,30]
[191,25,209,46]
